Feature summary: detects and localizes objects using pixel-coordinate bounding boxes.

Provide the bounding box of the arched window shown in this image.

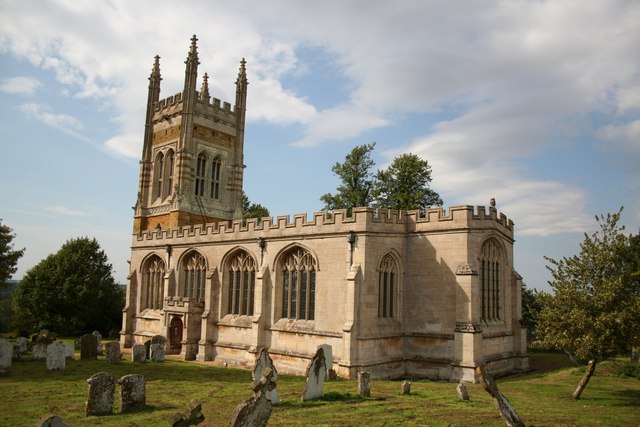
[164,149,175,198]
[210,157,222,200]
[142,255,165,310]
[281,247,316,320]
[195,152,207,197]
[226,251,256,316]
[480,239,502,321]
[154,152,164,199]
[182,251,207,301]
[378,254,397,318]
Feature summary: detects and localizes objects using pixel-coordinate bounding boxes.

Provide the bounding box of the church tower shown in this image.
[133,35,248,233]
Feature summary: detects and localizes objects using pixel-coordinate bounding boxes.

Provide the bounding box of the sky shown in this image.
[0,0,639,291]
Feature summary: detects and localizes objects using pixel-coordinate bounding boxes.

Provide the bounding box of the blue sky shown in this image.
[1,1,639,290]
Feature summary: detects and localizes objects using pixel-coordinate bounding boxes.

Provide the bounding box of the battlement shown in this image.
[134,205,514,243]
[155,91,237,116]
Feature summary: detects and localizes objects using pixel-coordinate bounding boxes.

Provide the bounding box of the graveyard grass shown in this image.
[1,345,639,426]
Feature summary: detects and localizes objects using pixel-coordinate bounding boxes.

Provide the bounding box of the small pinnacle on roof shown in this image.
[185,34,200,66]
[149,55,162,81]
[236,58,248,85]
[490,198,496,208]
[201,72,210,100]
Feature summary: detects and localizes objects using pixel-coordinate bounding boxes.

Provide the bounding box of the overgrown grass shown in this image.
[1,348,638,426]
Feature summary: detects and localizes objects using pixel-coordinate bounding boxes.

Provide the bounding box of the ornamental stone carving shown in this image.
[455,322,483,333]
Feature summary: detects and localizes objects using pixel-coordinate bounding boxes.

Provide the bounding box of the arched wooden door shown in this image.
[169,316,183,352]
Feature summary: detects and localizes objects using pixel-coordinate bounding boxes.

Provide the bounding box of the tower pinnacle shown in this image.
[201,72,210,101]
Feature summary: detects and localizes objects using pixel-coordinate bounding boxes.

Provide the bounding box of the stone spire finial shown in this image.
[150,55,162,82]
[186,34,199,65]
[236,58,248,85]
[201,72,210,101]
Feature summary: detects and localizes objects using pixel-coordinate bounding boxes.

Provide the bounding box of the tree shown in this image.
[521,282,542,341]
[12,237,124,336]
[0,219,25,286]
[537,208,640,399]
[373,153,443,211]
[320,143,376,213]
[241,191,270,222]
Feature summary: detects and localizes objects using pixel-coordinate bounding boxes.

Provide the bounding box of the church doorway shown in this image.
[169,316,183,352]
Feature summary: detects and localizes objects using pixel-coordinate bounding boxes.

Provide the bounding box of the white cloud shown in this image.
[17,102,91,143]
[44,205,89,217]
[0,76,42,95]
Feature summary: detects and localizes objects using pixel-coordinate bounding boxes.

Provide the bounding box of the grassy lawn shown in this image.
[1,348,638,426]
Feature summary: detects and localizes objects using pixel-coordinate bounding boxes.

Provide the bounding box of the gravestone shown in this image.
[35,414,67,427]
[80,334,98,360]
[401,380,411,395]
[317,344,333,378]
[85,372,116,416]
[0,340,12,373]
[144,340,151,359]
[92,330,103,354]
[252,348,279,404]
[46,341,66,371]
[457,382,470,401]
[64,343,75,359]
[32,343,48,360]
[229,367,276,427]
[118,374,146,412]
[150,335,165,362]
[132,344,146,363]
[169,399,205,427]
[302,347,326,401]
[15,336,28,354]
[105,342,121,364]
[358,371,371,397]
[476,365,525,427]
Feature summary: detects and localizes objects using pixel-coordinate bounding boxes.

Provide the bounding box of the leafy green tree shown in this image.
[320,143,376,213]
[12,237,124,336]
[521,282,542,340]
[373,153,443,211]
[241,191,270,222]
[0,219,25,286]
[537,208,640,399]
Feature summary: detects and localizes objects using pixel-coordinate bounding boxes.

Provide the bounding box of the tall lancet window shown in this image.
[210,157,222,200]
[195,152,207,197]
[378,254,398,318]
[154,152,164,199]
[165,150,175,198]
[281,247,317,320]
[226,251,256,316]
[142,255,165,310]
[182,251,207,301]
[480,239,502,321]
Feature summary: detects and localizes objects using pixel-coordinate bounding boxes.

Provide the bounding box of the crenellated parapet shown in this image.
[133,205,514,244]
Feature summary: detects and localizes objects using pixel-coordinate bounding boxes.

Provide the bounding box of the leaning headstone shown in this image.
[358,371,371,397]
[317,344,333,377]
[150,335,165,362]
[169,399,205,427]
[105,342,121,364]
[118,374,146,413]
[401,380,411,395]
[46,341,66,371]
[92,330,103,354]
[457,382,470,401]
[35,414,67,427]
[230,367,276,427]
[302,347,326,401]
[15,336,28,354]
[80,334,98,360]
[85,372,116,416]
[0,340,12,374]
[32,343,48,360]
[476,365,525,427]
[64,343,75,359]
[252,348,279,404]
[132,344,146,363]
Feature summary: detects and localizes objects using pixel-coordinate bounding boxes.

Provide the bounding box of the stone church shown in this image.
[120,36,528,382]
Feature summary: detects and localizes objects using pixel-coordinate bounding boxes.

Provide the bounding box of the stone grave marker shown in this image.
[230,367,276,427]
[150,335,165,362]
[46,341,66,371]
[15,336,28,354]
[169,399,205,427]
[118,374,146,412]
[80,333,98,360]
[317,344,333,377]
[252,348,279,404]
[0,340,12,373]
[402,380,411,395]
[358,371,371,397]
[32,343,48,360]
[457,382,470,401]
[35,414,67,427]
[64,343,75,359]
[85,372,116,416]
[105,342,121,364]
[92,330,103,354]
[476,365,525,427]
[132,344,146,363]
[302,347,326,401]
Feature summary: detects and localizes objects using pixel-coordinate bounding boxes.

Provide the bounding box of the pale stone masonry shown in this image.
[120,36,528,383]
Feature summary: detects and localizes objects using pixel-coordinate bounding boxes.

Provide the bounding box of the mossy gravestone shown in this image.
[85,372,115,416]
[80,334,98,360]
